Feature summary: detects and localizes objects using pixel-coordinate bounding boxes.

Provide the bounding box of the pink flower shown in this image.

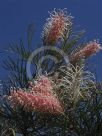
[70,40,102,63]
[29,76,53,96]
[42,9,72,45]
[7,76,63,114]
[8,90,63,114]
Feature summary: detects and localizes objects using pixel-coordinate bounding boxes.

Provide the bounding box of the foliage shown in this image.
[0,9,102,136]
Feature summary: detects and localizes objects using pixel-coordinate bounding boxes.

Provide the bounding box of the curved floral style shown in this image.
[29,75,53,96]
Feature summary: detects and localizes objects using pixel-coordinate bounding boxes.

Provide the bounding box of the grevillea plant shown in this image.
[29,76,53,96]
[0,8,102,136]
[57,64,96,105]
[42,9,73,45]
[7,76,63,114]
[70,40,102,63]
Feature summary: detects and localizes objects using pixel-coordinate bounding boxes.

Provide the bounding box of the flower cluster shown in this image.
[8,76,63,114]
[70,40,102,63]
[42,9,72,45]
[29,75,53,96]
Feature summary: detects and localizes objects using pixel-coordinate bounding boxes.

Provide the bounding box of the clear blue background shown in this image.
[0,0,102,81]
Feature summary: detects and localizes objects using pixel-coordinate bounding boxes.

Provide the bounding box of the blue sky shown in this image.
[0,0,102,81]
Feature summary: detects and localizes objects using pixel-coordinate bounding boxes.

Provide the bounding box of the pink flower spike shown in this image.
[70,40,102,63]
[42,9,73,45]
[7,75,63,114]
[7,90,63,114]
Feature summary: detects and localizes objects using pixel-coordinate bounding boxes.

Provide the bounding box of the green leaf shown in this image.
[62,30,85,53]
[1,128,15,136]
[27,23,35,47]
